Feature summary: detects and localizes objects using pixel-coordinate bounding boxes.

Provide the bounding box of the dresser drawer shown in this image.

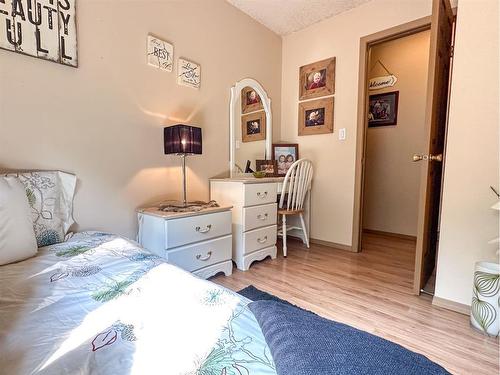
[165,211,232,249]
[243,225,277,254]
[243,203,277,231]
[244,183,277,207]
[166,235,232,272]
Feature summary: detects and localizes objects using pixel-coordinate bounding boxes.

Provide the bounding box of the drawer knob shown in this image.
[257,191,268,198]
[257,213,268,220]
[257,236,268,244]
[196,251,212,261]
[195,224,212,233]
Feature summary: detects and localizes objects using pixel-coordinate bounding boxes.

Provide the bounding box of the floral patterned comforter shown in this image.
[0,232,276,375]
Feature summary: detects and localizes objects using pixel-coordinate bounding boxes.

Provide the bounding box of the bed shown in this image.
[0,232,277,375]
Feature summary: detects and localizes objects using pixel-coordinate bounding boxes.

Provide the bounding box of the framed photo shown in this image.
[241,86,263,114]
[241,111,266,142]
[256,160,277,176]
[272,143,299,176]
[298,97,334,136]
[299,57,336,100]
[368,91,399,127]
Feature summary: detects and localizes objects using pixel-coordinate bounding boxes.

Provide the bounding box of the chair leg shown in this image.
[299,213,310,249]
[282,214,287,257]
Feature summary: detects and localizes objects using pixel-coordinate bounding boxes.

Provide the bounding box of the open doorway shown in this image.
[362,29,434,292]
[352,0,455,296]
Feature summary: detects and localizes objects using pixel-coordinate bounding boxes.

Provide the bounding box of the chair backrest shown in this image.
[279,159,313,211]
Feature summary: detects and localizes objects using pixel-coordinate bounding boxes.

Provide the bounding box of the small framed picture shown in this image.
[241,86,263,114]
[272,143,299,176]
[178,58,201,89]
[147,35,173,72]
[298,97,334,136]
[368,91,399,127]
[299,57,336,100]
[256,160,277,176]
[241,111,266,142]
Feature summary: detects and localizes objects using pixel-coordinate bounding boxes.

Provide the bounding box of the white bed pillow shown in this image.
[3,171,77,247]
[0,176,38,265]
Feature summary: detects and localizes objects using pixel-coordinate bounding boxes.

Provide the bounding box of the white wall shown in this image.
[363,30,430,237]
[0,0,282,239]
[434,0,499,306]
[281,0,434,245]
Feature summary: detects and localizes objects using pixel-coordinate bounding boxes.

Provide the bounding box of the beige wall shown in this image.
[363,30,430,237]
[281,0,433,245]
[434,0,499,306]
[0,0,282,239]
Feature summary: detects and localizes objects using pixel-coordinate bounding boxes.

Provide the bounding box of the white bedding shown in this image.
[0,232,276,375]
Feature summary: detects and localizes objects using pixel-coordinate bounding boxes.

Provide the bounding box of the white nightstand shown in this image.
[137,205,233,279]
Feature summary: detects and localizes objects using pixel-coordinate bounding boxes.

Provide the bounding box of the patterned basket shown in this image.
[471,261,499,336]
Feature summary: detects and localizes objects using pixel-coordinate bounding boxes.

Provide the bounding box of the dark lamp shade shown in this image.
[164,125,202,155]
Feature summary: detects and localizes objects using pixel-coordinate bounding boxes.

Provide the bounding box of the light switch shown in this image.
[236,140,241,149]
[339,128,346,140]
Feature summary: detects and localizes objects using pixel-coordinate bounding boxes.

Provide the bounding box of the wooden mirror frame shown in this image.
[229,78,272,176]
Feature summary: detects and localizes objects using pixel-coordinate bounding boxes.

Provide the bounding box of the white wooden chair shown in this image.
[278,159,313,257]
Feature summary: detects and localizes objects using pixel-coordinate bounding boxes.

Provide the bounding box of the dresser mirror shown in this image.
[229,78,272,177]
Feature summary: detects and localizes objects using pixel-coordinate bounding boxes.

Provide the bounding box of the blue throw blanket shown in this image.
[248,299,450,375]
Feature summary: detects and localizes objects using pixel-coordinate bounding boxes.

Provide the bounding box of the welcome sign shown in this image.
[0,0,77,67]
[369,75,397,90]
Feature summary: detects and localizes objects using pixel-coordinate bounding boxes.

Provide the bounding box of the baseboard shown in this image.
[432,296,470,315]
[363,229,417,241]
[310,238,354,252]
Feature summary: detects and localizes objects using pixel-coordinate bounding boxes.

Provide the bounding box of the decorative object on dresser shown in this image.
[241,86,264,114]
[137,204,233,279]
[277,159,314,257]
[255,160,277,176]
[299,57,336,100]
[298,97,334,136]
[272,143,299,176]
[164,124,202,208]
[241,111,266,143]
[210,179,278,271]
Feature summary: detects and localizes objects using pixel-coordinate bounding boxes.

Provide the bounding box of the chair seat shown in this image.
[278,208,304,215]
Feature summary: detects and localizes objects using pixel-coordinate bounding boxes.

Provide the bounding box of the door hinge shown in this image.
[450,45,454,58]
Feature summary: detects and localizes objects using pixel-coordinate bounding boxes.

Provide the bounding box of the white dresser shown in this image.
[137,205,233,279]
[210,178,284,271]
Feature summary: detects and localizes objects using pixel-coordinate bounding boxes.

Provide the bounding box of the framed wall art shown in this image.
[147,35,173,72]
[298,97,334,136]
[368,91,399,127]
[178,58,201,89]
[241,111,266,142]
[241,86,263,114]
[299,57,335,100]
[272,143,299,176]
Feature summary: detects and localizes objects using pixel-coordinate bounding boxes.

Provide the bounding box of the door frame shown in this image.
[351,17,431,256]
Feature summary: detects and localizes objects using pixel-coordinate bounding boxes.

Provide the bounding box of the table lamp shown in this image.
[164,124,202,207]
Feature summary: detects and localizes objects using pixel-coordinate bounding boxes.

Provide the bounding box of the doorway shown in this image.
[363,29,433,291]
[352,0,455,296]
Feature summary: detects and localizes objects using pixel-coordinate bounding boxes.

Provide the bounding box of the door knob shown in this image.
[412,154,443,162]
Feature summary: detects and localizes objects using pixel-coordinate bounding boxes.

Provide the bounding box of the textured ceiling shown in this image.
[227,0,372,36]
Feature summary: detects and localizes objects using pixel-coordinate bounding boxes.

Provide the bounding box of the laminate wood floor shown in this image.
[213,233,499,375]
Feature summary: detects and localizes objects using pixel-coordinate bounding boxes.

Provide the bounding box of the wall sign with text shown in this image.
[0,0,78,67]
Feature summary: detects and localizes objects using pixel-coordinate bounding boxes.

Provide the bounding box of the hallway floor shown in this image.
[213,232,499,375]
